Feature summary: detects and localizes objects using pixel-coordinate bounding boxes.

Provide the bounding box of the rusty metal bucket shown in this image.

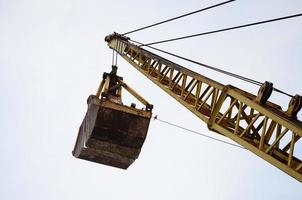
[72,95,152,169]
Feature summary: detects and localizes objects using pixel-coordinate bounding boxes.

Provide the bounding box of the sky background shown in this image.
[1,0,302,199]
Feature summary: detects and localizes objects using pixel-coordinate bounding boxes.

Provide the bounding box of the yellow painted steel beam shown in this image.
[117,79,151,106]
[106,34,302,182]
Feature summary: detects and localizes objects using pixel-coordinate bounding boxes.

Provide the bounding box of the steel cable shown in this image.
[129,39,293,97]
[142,13,302,46]
[122,0,236,35]
[130,39,262,85]
[153,116,245,149]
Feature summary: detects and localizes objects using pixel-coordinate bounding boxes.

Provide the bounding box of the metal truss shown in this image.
[106,35,302,182]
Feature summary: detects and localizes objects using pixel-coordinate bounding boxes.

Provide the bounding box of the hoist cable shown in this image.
[115,51,118,66]
[112,49,115,66]
[129,39,293,97]
[142,13,302,46]
[153,116,245,149]
[112,41,119,66]
[122,0,236,36]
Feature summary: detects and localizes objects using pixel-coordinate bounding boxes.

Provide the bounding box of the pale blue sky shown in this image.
[1,0,302,199]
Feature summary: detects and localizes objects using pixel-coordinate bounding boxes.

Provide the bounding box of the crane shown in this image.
[102,32,302,182]
[72,31,302,183]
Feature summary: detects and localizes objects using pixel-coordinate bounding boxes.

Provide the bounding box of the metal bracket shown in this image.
[95,65,153,112]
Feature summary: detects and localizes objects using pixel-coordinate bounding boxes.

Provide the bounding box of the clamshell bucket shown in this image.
[73,66,153,169]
